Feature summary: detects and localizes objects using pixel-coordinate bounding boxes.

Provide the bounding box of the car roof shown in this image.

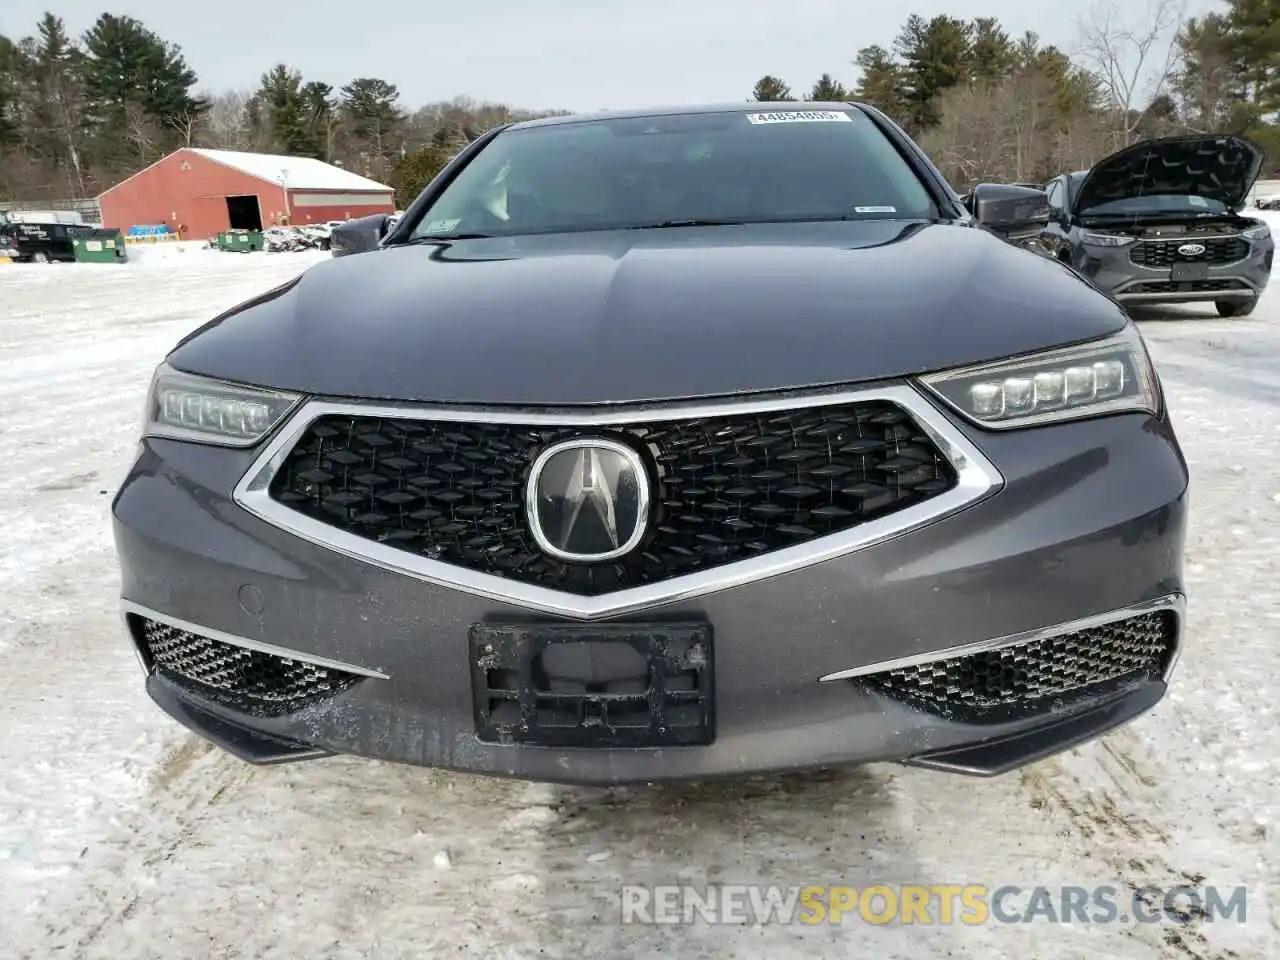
[507,101,869,131]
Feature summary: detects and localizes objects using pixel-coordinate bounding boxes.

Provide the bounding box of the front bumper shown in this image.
[1077,237,1274,305]
[112,389,1189,785]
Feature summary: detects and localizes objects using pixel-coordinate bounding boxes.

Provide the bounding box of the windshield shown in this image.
[408,109,937,239]
[1080,193,1229,216]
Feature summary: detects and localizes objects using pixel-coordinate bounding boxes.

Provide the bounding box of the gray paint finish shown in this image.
[167,221,1126,405]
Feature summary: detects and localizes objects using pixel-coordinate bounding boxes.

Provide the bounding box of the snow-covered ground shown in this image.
[1,226,1278,960]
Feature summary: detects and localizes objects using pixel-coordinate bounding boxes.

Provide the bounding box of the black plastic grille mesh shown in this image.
[1127,279,1248,294]
[137,617,360,715]
[268,402,957,596]
[1129,237,1249,268]
[861,611,1176,723]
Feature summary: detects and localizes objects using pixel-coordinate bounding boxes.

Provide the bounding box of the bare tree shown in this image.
[123,102,160,164]
[168,110,200,147]
[1075,0,1189,144]
[200,90,254,150]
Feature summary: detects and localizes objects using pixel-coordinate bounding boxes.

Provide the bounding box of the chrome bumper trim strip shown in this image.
[818,593,1186,682]
[120,600,391,680]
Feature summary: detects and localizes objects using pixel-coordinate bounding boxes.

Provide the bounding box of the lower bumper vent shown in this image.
[134,616,360,716]
[860,611,1177,723]
[1126,279,1249,294]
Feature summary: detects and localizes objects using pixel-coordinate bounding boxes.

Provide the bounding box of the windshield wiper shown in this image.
[403,233,495,243]
[626,219,751,230]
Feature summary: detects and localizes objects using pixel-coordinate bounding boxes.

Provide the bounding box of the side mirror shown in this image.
[329,213,390,257]
[971,184,1050,241]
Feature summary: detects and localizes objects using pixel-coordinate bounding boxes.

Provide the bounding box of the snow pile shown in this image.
[123,239,218,264]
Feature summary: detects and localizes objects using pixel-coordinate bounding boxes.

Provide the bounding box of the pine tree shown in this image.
[26,14,88,194]
[81,14,205,168]
[894,14,974,132]
[254,65,319,157]
[854,46,905,117]
[750,76,794,101]
[1173,13,1243,133]
[341,78,405,175]
[968,18,1014,86]
[1223,0,1280,111]
[0,35,18,148]
[809,73,850,101]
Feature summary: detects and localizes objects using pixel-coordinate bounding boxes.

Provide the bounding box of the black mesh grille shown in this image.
[860,611,1176,723]
[136,617,361,715]
[1125,279,1249,294]
[1129,237,1249,268]
[268,402,958,596]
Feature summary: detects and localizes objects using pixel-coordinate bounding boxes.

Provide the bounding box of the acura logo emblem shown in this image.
[525,438,650,562]
[1177,243,1206,257]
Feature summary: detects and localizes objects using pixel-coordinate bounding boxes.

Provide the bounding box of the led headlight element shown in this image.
[143,363,301,446]
[917,325,1158,429]
[1079,231,1136,247]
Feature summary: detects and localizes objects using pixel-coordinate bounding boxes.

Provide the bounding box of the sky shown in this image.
[2,0,1224,113]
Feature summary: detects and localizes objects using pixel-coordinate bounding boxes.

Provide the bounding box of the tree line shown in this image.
[0,11,567,204]
[1,2,1278,207]
[752,0,1280,187]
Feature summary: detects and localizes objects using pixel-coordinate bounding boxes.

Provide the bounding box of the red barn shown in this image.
[98,148,396,239]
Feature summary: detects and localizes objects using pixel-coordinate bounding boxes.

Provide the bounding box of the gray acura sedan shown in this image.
[113,103,1187,784]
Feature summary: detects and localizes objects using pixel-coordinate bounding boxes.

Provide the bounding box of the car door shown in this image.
[49,225,76,260]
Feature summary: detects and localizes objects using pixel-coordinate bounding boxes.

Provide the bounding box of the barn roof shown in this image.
[189,149,393,192]
[97,147,395,198]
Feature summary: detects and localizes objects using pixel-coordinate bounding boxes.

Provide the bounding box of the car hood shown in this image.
[1073,134,1264,214]
[168,221,1127,406]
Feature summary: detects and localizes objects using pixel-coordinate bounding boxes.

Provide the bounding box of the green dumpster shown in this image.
[220,229,264,252]
[71,228,128,263]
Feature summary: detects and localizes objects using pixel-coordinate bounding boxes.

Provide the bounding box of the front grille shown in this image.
[135,617,361,715]
[268,402,958,596]
[860,611,1176,723]
[1126,279,1248,294]
[1130,236,1249,268]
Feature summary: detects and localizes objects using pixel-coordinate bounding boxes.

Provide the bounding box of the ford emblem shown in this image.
[1177,243,1207,257]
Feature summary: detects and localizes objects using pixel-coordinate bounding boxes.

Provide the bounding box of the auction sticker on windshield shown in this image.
[423,218,462,234]
[745,111,853,124]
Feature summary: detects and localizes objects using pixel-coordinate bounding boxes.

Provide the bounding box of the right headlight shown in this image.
[917,324,1159,429]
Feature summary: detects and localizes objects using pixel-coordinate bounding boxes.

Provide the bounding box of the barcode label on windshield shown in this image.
[745,111,853,124]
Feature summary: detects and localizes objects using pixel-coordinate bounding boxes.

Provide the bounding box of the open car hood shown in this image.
[1073,134,1264,214]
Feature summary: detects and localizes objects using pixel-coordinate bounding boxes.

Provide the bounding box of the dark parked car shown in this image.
[113,103,1187,784]
[1038,135,1273,316]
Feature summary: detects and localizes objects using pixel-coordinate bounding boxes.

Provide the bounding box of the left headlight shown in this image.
[1243,223,1271,242]
[142,363,302,447]
[917,324,1159,429]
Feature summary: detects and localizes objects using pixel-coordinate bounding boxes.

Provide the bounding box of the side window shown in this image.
[1045,180,1064,214]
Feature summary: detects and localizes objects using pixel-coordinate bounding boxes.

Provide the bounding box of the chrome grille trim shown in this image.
[121,601,392,679]
[817,593,1185,683]
[231,384,1004,619]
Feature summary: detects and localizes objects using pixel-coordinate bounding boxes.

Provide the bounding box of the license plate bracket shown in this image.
[469,621,714,748]
[1170,261,1209,282]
